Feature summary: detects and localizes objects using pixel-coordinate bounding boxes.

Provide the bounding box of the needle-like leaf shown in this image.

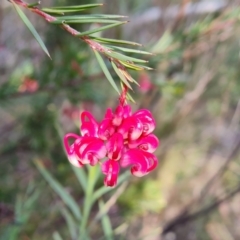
[11,1,51,58]
[126,92,136,103]
[111,62,132,90]
[90,36,142,46]
[119,60,144,71]
[106,51,148,63]
[60,207,78,240]
[52,19,121,24]
[44,4,103,10]
[52,232,63,240]
[77,22,127,36]
[34,159,81,220]
[42,4,103,13]
[94,50,120,94]
[99,200,113,240]
[119,60,153,71]
[92,171,130,202]
[71,166,87,193]
[55,14,127,20]
[105,45,153,55]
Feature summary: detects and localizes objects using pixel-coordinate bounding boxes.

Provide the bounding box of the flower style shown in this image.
[63,104,159,187]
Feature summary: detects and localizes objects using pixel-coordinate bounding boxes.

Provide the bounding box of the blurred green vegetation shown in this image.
[1,0,240,239]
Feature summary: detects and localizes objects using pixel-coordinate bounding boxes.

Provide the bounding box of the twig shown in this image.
[10,0,131,92]
[162,134,240,234]
[162,184,240,234]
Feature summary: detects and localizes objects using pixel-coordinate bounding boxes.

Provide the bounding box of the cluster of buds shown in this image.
[63,103,159,187]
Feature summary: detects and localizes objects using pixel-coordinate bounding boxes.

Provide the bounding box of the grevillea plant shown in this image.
[10,0,160,238]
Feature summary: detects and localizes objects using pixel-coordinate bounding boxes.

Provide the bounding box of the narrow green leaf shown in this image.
[134,64,153,71]
[52,19,121,24]
[42,4,103,14]
[111,62,132,90]
[77,22,127,36]
[71,166,87,193]
[24,190,40,209]
[119,60,153,71]
[12,2,51,58]
[93,182,128,223]
[105,45,153,55]
[27,2,40,8]
[34,160,81,220]
[60,207,78,240]
[53,232,63,240]
[90,37,142,46]
[15,195,23,219]
[42,9,96,14]
[119,60,144,71]
[126,92,136,103]
[120,81,135,102]
[122,71,139,86]
[41,9,67,14]
[93,50,120,94]
[107,51,148,63]
[151,29,173,53]
[43,4,103,10]
[92,171,130,202]
[55,14,127,20]
[86,165,101,188]
[99,200,113,240]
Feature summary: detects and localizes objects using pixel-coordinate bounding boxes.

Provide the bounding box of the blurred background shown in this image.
[1,0,240,239]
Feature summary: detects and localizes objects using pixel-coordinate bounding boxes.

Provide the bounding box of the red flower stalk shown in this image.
[63,89,159,187]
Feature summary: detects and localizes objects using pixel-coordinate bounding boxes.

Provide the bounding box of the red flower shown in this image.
[106,133,123,161]
[128,134,159,153]
[63,103,159,187]
[112,105,132,126]
[63,133,83,168]
[121,149,158,177]
[74,137,106,166]
[133,109,156,136]
[101,160,120,187]
[80,111,99,137]
[98,109,115,141]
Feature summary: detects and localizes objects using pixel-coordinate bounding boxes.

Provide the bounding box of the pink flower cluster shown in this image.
[63,104,159,187]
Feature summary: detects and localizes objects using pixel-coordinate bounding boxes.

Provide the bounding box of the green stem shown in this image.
[79,166,99,239]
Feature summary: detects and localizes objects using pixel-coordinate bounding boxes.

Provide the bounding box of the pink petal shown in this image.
[101,160,120,187]
[133,109,156,136]
[123,105,132,119]
[112,105,123,126]
[63,133,81,154]
[117,116,143,141]
[63,133,83,168]
[98,111,115,140]
[106,133,123,160]
[80,111,99,137]
[112,104,132,126]
[80,137,107,165]
[128,134,159,153]
[121,149,158,177]
[73,136,94,157]
[105,108,114,119]
[67,144,84,168]
[143,151,158,172]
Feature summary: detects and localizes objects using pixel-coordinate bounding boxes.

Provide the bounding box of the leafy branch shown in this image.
[9,0,153,100]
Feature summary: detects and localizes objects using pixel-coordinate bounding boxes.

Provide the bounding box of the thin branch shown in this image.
[162,184,240,234]
[162,134,240,234]
[10,0,134,95]
[11,0,108,51]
